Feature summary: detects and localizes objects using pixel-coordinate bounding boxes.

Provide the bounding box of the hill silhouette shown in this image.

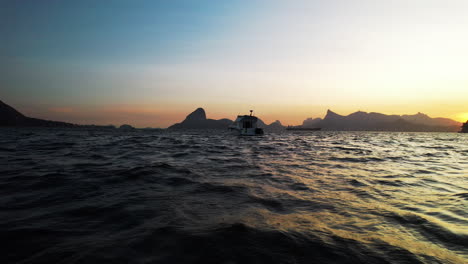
[257,119,286,131]
[168,108,233,129]
[169,108,289,131]
[1,100,462,132]
[0,100,76,127]
[301,110,461,132]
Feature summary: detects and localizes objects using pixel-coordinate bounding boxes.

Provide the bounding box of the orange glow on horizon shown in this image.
[457,113,468,123]
[18,101,465,128]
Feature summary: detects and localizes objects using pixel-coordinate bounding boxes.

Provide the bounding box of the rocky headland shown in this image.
[0,100,76,127]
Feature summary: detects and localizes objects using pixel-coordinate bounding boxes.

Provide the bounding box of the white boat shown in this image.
[229,110,264,136]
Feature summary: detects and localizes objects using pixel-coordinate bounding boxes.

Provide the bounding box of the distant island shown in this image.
[169,108,462,132]
[0,100,462,132]
[168,108,284,132]
[299,110,461,132]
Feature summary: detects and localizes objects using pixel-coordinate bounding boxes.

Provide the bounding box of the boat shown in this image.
[460,120,468,133]
[286,126,321,131]
[229,110,264,136]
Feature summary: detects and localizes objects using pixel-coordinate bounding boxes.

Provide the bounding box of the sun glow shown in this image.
[458,113,468,122]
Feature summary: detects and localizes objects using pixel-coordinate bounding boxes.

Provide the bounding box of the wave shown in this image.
[0,128,467,263]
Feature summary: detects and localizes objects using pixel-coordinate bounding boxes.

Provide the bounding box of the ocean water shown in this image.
[1,128,467,264]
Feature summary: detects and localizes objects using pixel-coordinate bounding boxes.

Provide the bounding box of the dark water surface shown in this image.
[1,128,467,263]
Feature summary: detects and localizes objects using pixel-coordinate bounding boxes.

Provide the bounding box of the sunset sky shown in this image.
[2,0,468,127]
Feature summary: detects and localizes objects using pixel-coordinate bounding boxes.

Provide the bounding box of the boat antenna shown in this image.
[250,110,253,116]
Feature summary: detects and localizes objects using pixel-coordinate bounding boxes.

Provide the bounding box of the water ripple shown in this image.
[0,128,467,263]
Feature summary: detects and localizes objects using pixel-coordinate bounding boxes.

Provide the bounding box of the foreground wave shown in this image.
[0,128,467,263]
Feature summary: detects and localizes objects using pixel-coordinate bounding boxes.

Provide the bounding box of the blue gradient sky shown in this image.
[2,0,468,127]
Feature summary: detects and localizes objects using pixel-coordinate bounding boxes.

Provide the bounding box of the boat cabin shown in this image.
[229,110,264,135]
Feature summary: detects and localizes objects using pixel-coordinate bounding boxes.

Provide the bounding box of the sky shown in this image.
[1,0,468,127]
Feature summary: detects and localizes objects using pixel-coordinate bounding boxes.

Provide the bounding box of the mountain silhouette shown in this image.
[0,99,26,125]
[401,112,460,127]
[168,108,288,130]
[168,108,233,129]
[257,119,285,131]
[2,99,461,132]
[302,117,322,127]
[267,120,284,130]
[302,110,461,132]
[0,100,76,127]
[185,108,207,122]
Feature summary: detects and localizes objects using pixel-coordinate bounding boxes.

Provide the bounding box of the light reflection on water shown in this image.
[202,131,468,263]
[0,129,467,263]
